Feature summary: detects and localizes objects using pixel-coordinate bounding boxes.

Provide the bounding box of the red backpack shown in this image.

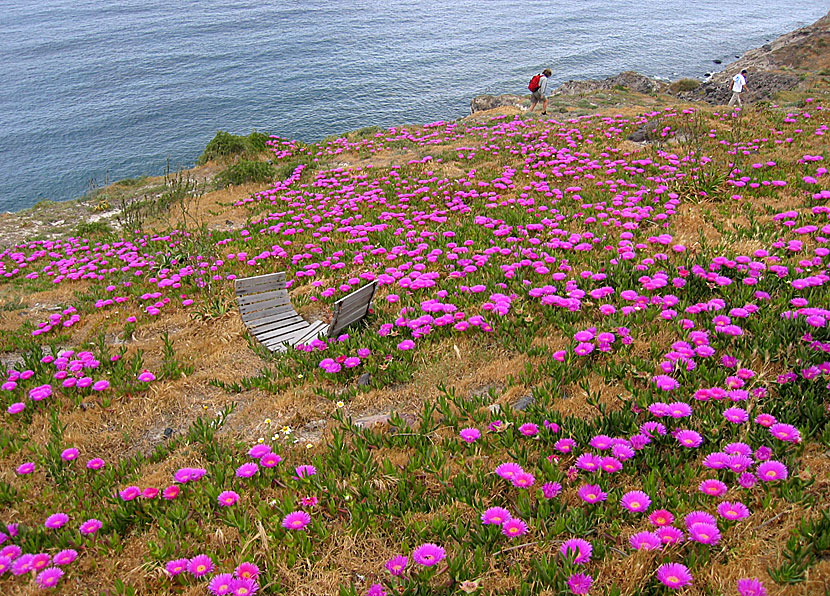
[528,74,542,92]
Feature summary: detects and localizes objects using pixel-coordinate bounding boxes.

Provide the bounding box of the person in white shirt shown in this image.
[529,69,552,115]
[728,69,748,107]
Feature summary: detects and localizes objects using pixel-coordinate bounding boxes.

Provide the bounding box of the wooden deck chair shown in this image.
[235,272,377,352]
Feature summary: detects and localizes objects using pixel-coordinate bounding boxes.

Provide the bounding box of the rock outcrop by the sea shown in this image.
[470,94,527,114]
[554,71,666,96]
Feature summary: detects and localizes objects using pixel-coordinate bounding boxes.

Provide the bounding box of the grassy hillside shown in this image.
[0,75,829,595]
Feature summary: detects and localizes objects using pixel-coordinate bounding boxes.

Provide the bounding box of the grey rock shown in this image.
[470,94,527,114]
[512,394,535,411]
[555,71,666,96]
[358,373,371,387]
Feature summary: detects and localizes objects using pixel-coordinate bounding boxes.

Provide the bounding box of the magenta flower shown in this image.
[717,501,750,520]
[481,507,511,525]
[60,448,79,461]
[511,471,535,488]
[137,371,156,382]
[282,511,311,530]
[11,554,34,575]
[295,464,317,478]
[163,485,181,499]
[209,573,234,595]
[53,549,78,566]
[674,429,703,448]
[698,479,728,497]
[235,561,260,580]
[495,462,523,480]
[567,573,593,595]
[652,375,679,391]
[0,556,11,574]
[541,481,562,499]
[7,402,25,414]
[620,490,651,512]
[723,407,749,424]
[459,427,481,443]
[31,553,51,571]
[629,531,662,550]
[519,423,538,436]
[235,463,259,478]
[44,513,69,529]
[554,438,576,453]
[757,460,788,481]
[560,538,592,564]
[79,518,103,535]
[578,484,607,504]
[187,554,215,577]
[366,584,386,596]
[769,423,801,443]
[689,522,721,545]
[397,340,415,350]
[412,543,446,566]
[649,509,674,527]
[218,490,240,506]
[165,558,189,576]
[36,567,64,588]
[575,453,601,472]
[248,444,271,458]
[502,517,529,538]
[600,456,622,473]
[16,462,35,475]
[754,413,776,427]
[385,555,408,576]
[656,526,685,545]
[684,510,716,528]
[86,458,105,470]
[260,452,282,467]
[737,577,767,596]
[656,562,693,589]
[119,486,141,501]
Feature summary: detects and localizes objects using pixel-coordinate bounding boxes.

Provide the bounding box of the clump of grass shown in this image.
[197,131,271,165]
[670,78,702,94]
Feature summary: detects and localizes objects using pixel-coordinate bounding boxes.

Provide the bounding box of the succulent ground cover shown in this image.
[0,86,829,596]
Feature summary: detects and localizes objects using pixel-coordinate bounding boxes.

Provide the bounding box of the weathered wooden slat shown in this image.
[256,319,312,342]
[235,272,286,295]
[293,321,329,346]
[248,316,306,337]
[263,321,326,349]
[238,295,292,315]
[244,310,304,330]
[242,304,294,323]
[328,281,377,337]
[236,288,291,307]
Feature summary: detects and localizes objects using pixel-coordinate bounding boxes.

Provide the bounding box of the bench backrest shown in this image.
[328,280,378,338]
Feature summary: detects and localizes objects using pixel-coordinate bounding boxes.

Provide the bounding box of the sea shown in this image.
[1,0,827,212]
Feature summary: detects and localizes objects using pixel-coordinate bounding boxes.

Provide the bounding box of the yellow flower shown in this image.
[264,418,271,425]
[257,437,264,443]
[336,401,345,408]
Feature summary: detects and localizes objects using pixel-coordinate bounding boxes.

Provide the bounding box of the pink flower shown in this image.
[281,511,311,530]
[459,428,481,443]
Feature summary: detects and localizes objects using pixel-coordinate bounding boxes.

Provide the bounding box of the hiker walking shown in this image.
[728,69,748,107]
[528,68,552,115]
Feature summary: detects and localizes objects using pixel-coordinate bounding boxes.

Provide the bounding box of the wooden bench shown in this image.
[235,272,377,352]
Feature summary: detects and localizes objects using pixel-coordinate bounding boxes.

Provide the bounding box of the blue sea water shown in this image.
[0,1,827,212]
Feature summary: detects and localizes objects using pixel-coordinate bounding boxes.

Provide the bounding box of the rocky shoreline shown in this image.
[471,10,829,113]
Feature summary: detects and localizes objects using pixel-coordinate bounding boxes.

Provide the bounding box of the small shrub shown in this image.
[115,176,149,188]
[670,78,701,94]
[197,131,270,165]
[75,221,113,237]
[216,160,276,187]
